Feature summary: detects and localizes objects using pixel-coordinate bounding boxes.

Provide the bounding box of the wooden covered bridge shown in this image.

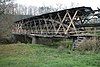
[12,6,100,46]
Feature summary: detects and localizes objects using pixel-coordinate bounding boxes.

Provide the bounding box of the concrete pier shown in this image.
[32,36,36,44]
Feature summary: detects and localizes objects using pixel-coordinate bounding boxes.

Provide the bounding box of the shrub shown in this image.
[76,38,100,53]
[0,35,17,44]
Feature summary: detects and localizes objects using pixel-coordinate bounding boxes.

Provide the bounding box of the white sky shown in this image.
[15,0,100,10]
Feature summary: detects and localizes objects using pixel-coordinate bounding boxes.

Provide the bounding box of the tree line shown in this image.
[2,2,66,15]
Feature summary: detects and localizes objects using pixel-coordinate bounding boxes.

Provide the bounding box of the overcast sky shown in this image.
[15,0,100,10]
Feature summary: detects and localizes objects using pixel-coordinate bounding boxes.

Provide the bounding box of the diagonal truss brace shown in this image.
[56,11,69,34]
[65,10,78,34]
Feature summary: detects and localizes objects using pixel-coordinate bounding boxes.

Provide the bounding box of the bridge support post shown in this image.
[32,36,36,44]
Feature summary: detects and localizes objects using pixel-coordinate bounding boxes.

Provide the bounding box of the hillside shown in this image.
[0,44,100,67]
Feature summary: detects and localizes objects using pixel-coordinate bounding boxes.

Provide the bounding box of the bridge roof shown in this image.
[15,6,93,23]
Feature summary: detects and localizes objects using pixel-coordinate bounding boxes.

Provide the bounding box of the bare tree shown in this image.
[38,5,53,14]
[0,0,14,37]
[28,6,32,15]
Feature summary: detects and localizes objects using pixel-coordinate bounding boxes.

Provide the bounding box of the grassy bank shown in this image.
[0,43,100,67]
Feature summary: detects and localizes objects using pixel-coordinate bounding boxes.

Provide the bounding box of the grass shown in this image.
[0,43,100,67]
